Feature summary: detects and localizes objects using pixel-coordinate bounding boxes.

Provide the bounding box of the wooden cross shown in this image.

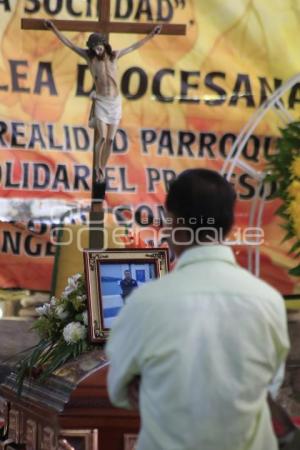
[21,0,186,249]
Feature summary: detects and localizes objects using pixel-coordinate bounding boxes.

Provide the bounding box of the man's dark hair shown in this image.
[86,33,116,60]
[165,169,236,240]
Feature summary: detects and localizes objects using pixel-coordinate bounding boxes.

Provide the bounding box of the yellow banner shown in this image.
[0,0,299,294]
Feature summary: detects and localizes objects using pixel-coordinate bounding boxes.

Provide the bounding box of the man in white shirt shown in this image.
[106,168,290,450]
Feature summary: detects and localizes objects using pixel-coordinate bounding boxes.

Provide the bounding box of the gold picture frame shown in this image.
[84,248,169,343]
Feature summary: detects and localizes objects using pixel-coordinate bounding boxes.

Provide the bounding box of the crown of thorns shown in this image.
[86,33,108,48]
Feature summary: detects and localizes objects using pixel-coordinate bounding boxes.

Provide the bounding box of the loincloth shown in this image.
[88,94,122,128]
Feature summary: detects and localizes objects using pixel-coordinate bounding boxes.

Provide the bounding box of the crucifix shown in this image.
[21,0,186,249]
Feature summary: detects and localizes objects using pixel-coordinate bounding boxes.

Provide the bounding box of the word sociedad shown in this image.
[1,0,178,21]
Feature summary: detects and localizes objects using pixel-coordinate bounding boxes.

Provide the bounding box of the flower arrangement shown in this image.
[16,273,96,392]
[267,121,300,276]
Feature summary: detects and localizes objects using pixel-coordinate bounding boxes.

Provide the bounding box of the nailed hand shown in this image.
[44,19,53,29]
[152,25,162,35]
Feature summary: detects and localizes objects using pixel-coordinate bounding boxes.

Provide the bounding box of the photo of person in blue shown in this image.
[99,262,155,329]
[120,270,138,302]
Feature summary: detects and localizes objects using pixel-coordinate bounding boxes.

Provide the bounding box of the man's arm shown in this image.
[44,20,88,60]
[116,25,162,59]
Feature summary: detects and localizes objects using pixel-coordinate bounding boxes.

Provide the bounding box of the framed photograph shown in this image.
[59,429,98,450]
[124,433,138,450]
[84,248,169,343]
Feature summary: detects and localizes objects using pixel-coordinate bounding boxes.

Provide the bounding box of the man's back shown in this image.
[107,245,290,450]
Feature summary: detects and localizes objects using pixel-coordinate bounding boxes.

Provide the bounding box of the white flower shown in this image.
[50,296,57,306]
[63,285,76,297]
[36,303,51,316]
[63,273,82,296]
[68,273,81,285]
[55,305,69,320]
[36,307,44,316]
[63,322,86,344]
[63,286,75,297]
[82,310,88,326]
[72,273,82,282]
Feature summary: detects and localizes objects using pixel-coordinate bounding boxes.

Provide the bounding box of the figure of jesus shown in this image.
[44,20,162,182]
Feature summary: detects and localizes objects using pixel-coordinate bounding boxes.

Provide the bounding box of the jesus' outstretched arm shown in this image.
[44,19,88,60]
[116,25,162,59]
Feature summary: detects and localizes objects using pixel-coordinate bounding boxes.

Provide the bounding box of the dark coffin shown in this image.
[0,349,139,450]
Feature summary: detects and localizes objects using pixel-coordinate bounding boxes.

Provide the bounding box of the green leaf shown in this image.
[289,264,300,277]
[288,240,300,255]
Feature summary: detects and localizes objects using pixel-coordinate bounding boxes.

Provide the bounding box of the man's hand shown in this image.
[128,376,140,410]
[44,19,54,29]
[152,25,162,36]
